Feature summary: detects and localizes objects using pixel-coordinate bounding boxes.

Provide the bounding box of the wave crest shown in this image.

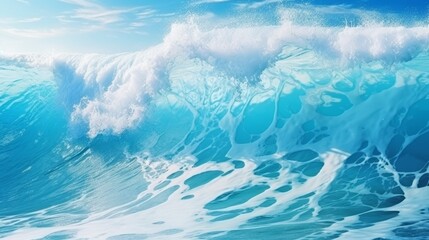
[2,13,429,137]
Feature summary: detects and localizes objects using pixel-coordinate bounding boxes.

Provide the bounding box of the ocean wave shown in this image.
[1,9,429,239]
[7,15,422,137]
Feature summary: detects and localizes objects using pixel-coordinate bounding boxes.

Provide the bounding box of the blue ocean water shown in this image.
[1,4,429,240]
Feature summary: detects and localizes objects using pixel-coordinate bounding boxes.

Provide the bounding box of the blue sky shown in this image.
[0,0,187,53]
[0,0,288,53]
[0,0,428,54]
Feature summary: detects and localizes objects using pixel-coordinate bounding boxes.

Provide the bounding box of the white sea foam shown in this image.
[1,11,429,137]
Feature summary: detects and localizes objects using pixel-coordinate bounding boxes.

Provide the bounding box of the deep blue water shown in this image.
[1,3,429,240]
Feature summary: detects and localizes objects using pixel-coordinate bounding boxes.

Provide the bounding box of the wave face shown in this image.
[1,9,429,240]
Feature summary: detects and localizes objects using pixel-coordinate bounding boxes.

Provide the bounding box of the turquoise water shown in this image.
[1,8,429,240]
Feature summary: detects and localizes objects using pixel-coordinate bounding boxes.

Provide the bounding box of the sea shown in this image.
[1,2,429,239]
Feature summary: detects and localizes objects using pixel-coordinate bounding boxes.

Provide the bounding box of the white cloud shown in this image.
[73,8,132,24]
[130,22,146,28]
[16,0,29,4]
[1,28,66,38]
[61,0,99,9]
[18,17,43,23]
[60,0,142,25]
[136,9,157,20]
[192,0,230,6]
[236,0,283,10]
[0,17,42,24]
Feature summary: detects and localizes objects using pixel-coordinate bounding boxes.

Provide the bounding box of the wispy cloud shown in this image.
[73,8,134,24]
[60,0,142,25]
[124,9,177,31]
[236,0,283,9]
[0,17,42,24]
[130,22,146,28]
[136,9,157,20]
[18,17,43,23]
[61,0,98,9]
[192,0,230,6]
[1,28,66,38]
[16,0,29,4]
